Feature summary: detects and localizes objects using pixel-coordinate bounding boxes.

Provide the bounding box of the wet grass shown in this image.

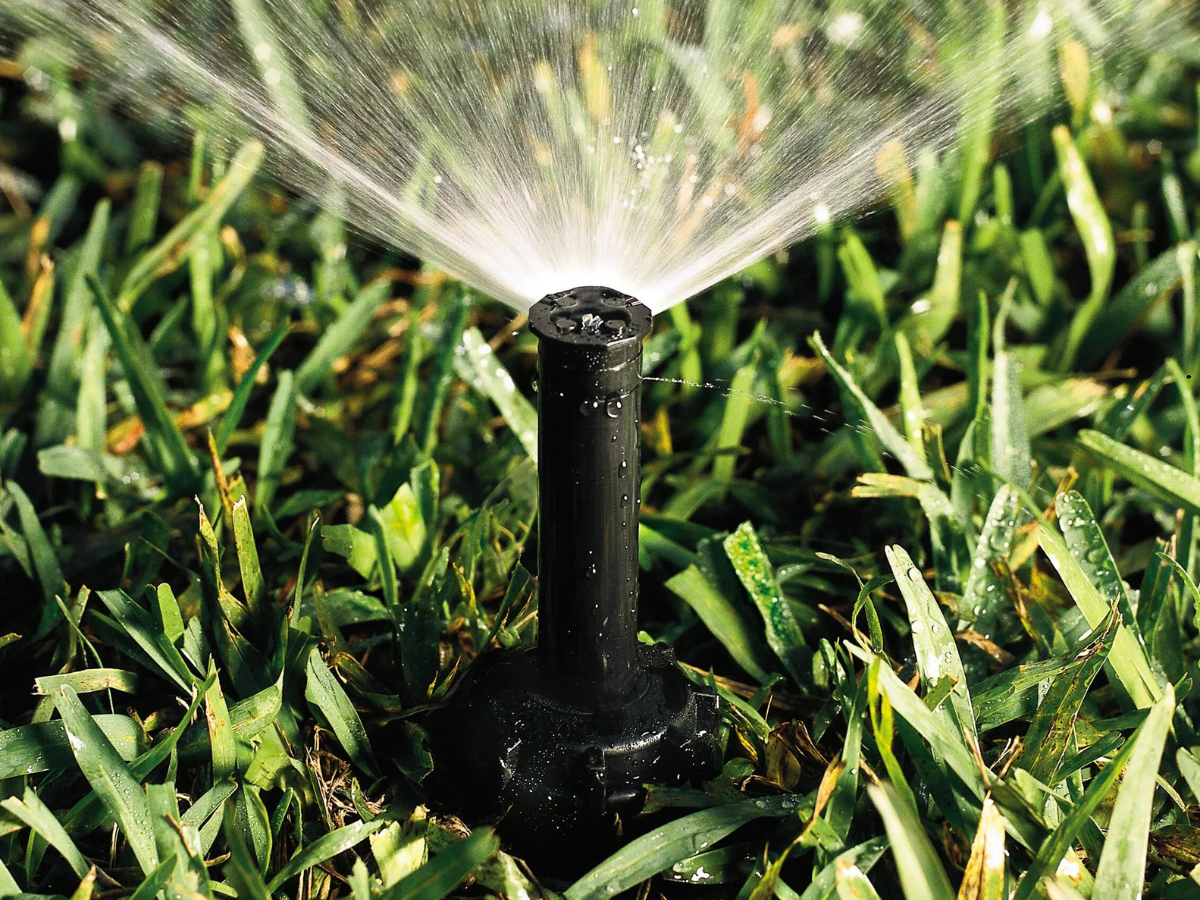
[2,14,1200,900]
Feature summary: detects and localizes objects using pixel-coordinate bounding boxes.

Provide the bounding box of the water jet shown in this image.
[429,287,720,868]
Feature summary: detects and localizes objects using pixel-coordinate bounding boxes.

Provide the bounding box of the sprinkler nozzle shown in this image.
[429,287,720,871]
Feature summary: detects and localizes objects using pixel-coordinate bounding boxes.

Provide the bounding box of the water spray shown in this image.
[431,287,720,867]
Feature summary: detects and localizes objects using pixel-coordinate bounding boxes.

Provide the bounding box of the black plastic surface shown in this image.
[430,644,720,869]
[429,287,720,872]
[530,287,650,700]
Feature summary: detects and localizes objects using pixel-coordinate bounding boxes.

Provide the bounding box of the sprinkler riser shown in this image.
[429,287,719,872]
[532,289,648,701]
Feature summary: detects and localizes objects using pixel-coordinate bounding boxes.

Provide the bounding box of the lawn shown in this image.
[2,6,1200,900]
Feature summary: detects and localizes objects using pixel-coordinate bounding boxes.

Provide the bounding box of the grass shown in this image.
[1,10,1200,900]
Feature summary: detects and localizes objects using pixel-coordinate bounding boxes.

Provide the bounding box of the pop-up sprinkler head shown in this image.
[430,287,720,870]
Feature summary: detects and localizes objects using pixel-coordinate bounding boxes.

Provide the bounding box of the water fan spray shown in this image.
[430,288,720,866]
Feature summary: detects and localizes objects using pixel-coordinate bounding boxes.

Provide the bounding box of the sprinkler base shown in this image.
[429,644,720,870]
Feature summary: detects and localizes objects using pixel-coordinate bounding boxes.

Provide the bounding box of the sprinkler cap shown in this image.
[529,286,652,350]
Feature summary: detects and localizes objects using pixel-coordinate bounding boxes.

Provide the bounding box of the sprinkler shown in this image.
[430,287,720,869]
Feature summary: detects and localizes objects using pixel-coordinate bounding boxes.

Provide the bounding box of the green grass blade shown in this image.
[1079,429,1200,516]
[3,480,66,609]
[118,141,264,308]
[266,818,383,892]
[885,545,975,742]
[89,275,200,491]
[724,522,810,687]
[1092,685,1173,899]
[46,199,110,401]
[414,293,469,455]
[0,715,144,778]
[1039,500,1160,709]
[34,668,139,696]
[866,783,956,900]
[304,647,379,777]
[567,796,808,900]
[231,497,264,613]
[797,838,889,900]
[1054,125,1115,372]
[666,564,772,682]
[204,660,237,782]
[52,685,159,875]
[835,859,883,899]
[1018,613,1115,784]
[215,321,287,454]
[1055,491,1140,636]
[254,369,297,512]
[712,361,756,486]
[125,162,163,256]
[0,276,33,400]
[295,280,389,396]
[453,328,538,463]
[1,788,90,878]
[378,830,499,900]
[962,485,1019,640]
[95,589,194,691]
[811,332,933,480]
[1013,686,1175,900]
[0,858,18,897]
[990,297,1031,489]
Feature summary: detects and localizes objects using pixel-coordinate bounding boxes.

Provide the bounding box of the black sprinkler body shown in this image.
[430,287,720,869]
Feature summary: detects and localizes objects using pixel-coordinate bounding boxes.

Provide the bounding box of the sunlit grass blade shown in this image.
[454,327,538,463]
[295,280,389,396]
[378,830,500,900]
[266,819,384,892]
[1013,686,1175,900]
[811,332,934,480]
[1039,498,1160,709]
[304,647,379,777]
[957,798,1007,900]
[1079,429,1200,516]
[1092,685,1174,899]
[724,522,810,687]
[0,715,144,778]
[52,685,159,875]
[89,275,200,492]
[867,783,956,900]
[118,141,264,308]
[567,796,808,900]
[885,545,975,741]
[0,788,90,878]
[1053,125,1115,372]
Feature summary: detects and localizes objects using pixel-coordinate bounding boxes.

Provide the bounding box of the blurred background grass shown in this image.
[1,4,1200,900]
